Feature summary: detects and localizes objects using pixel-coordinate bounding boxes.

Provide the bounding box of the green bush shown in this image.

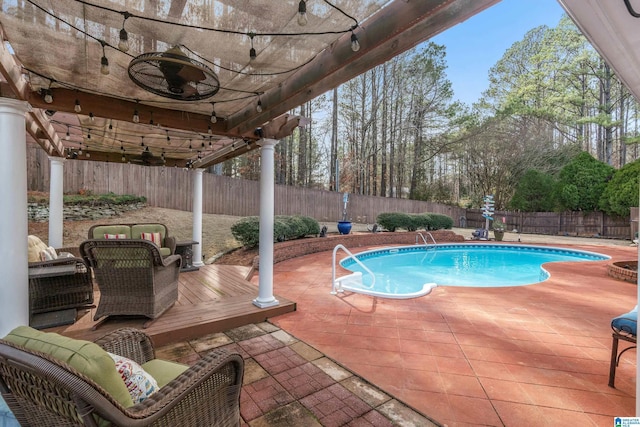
[376,212,410,232]
[231,215,320,248]
[427,213,453,230]
[376,212,453,232]
[231,216,261,248]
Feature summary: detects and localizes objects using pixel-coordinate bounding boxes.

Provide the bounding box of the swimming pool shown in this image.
[333,243,610,298]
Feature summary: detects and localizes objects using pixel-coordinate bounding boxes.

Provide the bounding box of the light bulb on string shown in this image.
[74,98,81,113]
[43,84,53,104]
[118,13,131,52]
[100,41,110,75]
[133,101,140,123]
[256,98,263,113]
[249,33,257,61]
[350,32,360,52]
[298,1,308,26]
[89,112,94,122]
[65,125,70,140]
[210,102,217,124]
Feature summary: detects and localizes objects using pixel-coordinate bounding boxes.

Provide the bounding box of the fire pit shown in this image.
[608,261,638,283]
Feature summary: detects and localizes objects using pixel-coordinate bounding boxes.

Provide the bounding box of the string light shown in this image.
[149,111,154,126]
[256,97,263,113]
[74,98,81,113]
[89,112,95,122]
[249,33,257,61]
[166,130,171,145]
[118,12,131,52]
[350,31,360,52]
[210,102,217,124]
[99,40,109,75]
[65,125,70,140]
[133,101,140,123]
[43,81,53,103]
[297,1,308,26]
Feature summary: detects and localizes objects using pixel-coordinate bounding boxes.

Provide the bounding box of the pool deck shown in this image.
[263,236,638,426]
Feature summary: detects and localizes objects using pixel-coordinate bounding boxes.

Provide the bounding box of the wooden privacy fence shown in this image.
[27,145,632,239]
[27,145,465,224]
[465,209,632,240]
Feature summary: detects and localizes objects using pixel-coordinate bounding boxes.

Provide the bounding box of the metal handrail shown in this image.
[331,244,376,294]
[415,232,437,246]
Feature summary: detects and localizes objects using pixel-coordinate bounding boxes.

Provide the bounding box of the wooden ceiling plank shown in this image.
[0,24,29,99]
[227,0,499,135]
[26,114,54,155]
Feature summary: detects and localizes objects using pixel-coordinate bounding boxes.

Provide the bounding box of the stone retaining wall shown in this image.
[253,230,465,268]
[28,203,147,222]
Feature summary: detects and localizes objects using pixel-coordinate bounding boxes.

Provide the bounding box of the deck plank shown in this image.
[46,264,294,346]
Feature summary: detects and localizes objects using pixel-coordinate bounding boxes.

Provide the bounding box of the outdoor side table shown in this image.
[175,240,200,272]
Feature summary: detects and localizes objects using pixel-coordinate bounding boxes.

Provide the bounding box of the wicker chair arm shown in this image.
[120,349,244,426]
[94,328,155,365]
[164,236,176,255]
[161,253,182,268]
[28,256,87,270]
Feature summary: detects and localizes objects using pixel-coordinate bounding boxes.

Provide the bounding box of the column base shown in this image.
[253,298,280,309]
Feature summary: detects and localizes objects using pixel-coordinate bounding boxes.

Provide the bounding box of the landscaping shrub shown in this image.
[377,212,453,231]
[231,215,320,248]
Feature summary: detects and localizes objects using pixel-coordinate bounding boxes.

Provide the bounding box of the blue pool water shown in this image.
[339,244,609,294]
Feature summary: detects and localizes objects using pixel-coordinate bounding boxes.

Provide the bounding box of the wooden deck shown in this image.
[47,264,296,346]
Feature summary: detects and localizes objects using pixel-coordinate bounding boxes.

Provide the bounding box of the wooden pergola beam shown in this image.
[227,0,499,136]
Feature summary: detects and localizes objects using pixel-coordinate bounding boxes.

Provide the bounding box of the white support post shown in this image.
[48,157,65,248]
[192,168,204,267]
[254,138,279,308]
[0,98,31,335]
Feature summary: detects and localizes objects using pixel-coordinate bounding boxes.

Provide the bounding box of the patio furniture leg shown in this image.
[608,334,619,387]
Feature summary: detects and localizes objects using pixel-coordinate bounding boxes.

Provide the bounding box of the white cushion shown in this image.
[39,246,58,261]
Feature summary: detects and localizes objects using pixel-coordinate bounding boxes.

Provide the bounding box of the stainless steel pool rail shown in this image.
[416,232,437,247]
[331,244,376,295]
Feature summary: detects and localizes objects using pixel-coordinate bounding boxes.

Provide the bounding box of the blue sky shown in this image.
[430,0,566,106]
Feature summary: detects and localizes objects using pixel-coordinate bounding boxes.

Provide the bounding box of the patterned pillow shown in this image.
[108,352,159,404]
[104,233,128,239]
[141,232,162,247]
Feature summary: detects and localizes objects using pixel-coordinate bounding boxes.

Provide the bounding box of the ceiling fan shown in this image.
[128,46,220,101]
[128,148,166,166]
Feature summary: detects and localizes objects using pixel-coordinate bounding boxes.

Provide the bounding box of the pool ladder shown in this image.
[331,244,376,295]
[416,232,437,248]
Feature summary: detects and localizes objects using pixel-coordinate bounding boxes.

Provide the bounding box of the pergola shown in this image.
[2,3,640,407]
[0,0,500,335]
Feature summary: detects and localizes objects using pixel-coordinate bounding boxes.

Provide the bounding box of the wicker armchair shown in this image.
[0,328,244,426]
[28,254,94,323]
[80,239,181,328]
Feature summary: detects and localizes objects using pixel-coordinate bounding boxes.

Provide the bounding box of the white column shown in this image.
[48,157,65,248]
[0,98,31,335]
[191,168,204,267]
[254,138,279,308]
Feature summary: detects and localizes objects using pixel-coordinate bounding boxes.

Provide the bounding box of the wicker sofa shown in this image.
[0,326,243,426]
[87,223,176,256]
[80,239,181,329]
